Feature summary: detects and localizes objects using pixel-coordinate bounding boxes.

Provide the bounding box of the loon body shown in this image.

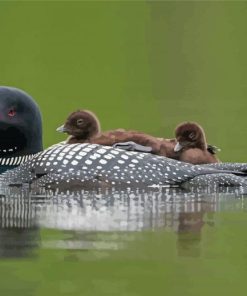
[0,86,246,190]
[1,143,247,190]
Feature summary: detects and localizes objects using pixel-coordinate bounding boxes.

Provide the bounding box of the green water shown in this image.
[0,1,247,295]
[0,188,246,296]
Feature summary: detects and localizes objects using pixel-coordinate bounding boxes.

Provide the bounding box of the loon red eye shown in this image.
[8,109,16,117]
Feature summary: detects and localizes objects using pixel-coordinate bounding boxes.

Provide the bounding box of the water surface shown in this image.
[0,185,246,295]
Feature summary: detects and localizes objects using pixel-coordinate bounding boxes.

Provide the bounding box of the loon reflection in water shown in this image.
[0,185,246,258]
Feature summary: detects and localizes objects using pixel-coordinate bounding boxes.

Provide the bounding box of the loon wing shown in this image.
[113,141,152,153]
[1,143,247,189]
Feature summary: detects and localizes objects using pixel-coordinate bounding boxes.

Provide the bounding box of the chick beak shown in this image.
[174,142,183,152]
[56,125,67,133]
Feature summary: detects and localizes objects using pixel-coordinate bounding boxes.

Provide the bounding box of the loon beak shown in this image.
[174,142,183,152]
[56,125,67,133]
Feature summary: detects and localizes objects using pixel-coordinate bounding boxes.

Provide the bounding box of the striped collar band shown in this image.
[0,154,35,166]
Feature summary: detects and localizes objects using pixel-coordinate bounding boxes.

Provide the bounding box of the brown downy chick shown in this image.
[174,122,220,164]
[56,110,100,144]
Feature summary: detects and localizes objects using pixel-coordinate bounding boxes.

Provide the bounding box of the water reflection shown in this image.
[0,190,40,258]
[0,185,245,258]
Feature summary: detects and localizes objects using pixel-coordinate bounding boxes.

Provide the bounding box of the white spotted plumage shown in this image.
[0,143,247,189]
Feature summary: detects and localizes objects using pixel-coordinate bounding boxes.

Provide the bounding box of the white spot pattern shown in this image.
[2,143,247,189]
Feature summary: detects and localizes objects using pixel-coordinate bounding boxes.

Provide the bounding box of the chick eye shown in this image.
[189,132,195,140]
[8,109,16,117]
[77,119,84,125]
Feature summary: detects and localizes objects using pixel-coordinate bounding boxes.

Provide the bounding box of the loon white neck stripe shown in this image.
[0,154,34,166]
[9,158,14,166]
[13,157,19,166]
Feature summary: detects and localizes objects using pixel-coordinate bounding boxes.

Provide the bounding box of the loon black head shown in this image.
[57,110,101,141]
[0,86,43,158]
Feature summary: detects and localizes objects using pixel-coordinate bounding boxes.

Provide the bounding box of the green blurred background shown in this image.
[1,2,247,296]
[0,1,246,161]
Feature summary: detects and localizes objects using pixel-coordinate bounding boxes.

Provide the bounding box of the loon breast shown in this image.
[2,143,247,190]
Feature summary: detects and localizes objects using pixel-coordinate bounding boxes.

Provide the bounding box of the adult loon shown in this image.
[0,86,247,189]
